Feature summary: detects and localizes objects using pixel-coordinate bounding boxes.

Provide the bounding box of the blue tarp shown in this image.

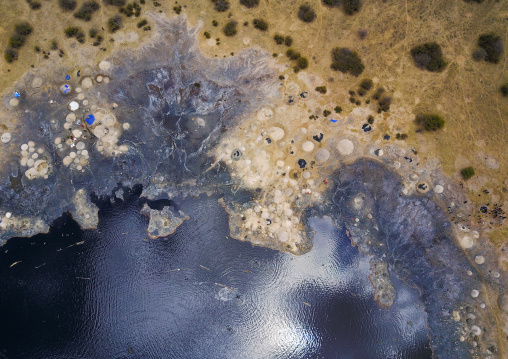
[85,114,95,125]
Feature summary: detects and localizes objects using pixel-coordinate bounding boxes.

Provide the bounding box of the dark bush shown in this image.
[104,0,126,6]
[357,88,366,96]
[322,0,340,7]
[253,19,268,31]
[223,21,237,36]
[27,0,42,10]
[348,90,356,96]
[173,5,182,14]
[204,31,211,39]
[212,20,218,26]
[358,29,367,40]
[274,34,284,45]
[477,33,503,64]
[367,115,374,124]
[410,42,447,72]
[74,1,100,21]
[298,5,316,23]
[64,26,80,37]
[315,86,327,94]
[372,87,385,100]
[108,15,123,32]
[286,49,300,60]
[461,166,475,180]
[93,35,103,46]
[501,83,508,97]
[360,78,373,90]
[89,28,98,38]
[416,114,445,131]
[76,31,86,43]
[34,45,41,52]
[279,75,285,80]
[378,96,392,112]
[4,48,18,63]
[463,0,484,3]
[15,22,33,36]
[343,0,361,15]
[240,0,259,8]
[472,48,487,61]
[137,19,147,28]
[50,40,58,50]
[334,106,342,113]
[212,0,230,12]
[9,34,26,49]
[59,0,77,11]
[297,57,309,69]
[323,110,331,117]
[284,36,293,47]
[331,47,364,76]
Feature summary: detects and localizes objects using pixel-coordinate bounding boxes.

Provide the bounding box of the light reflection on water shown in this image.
[0,194,431,359]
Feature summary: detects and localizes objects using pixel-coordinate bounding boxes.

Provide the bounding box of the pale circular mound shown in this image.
[284,188,293,196]
[82,77,93,89]
[25,167,38,179]
[459,236,474,249]
[498,294,508,313]
[32,77,43,88]
[76,141,85,150]
[21,144,29,151]
[337,139,354,155]
[60,84,72,95]
[268,127,284,141]
[434,185,444,194]
[69,101,79,111]
[63,156,73,166]
[409,173,419,182]
[27,158,35,167]
[471,289,479,298]
[123,123,130,130]
[66,113,76,122]
[302,171,311,179]
[1,133,11,143]
[96,76,103,83]
[278,231,289,242]
[9,98,19,107]
[72,129,82,138]
[474,255,485,264]
[471,326,481,336]
[302,141,314,152]
[99,60,111,70]
[315,148,330,162]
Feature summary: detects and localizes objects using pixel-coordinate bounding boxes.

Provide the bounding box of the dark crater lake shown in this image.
[0,191,432,359]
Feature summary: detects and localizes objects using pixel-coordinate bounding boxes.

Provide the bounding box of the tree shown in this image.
[331,47,364,76]
[461,167,475,180]
[410,42,447,72]
[240,0,259,8]
[298,5,316,23]
[223,21,237,36]
[415,114,445,131]
[59,0,77,10]
[253,19,268,31]
[501,83,508,97]
[477,33,503,64]
[343,0,361,15]
[108,15,123,32]
[212,0,230,12]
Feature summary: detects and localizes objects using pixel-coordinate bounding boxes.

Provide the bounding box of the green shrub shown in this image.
[372,87,385,100]
[416,114,445,131]
[463,0,484,3]
[212,0,230,12]
[4,48,18,63]
[76,31,85,43]
[322,0,340,6]
[108,15,123,32]
[223,21,237,36]
[50,40,58,50]
[343,0,361,15]
[137,19,148,28]
[323,109,331,117]
[360,78,373,90]
[240,0,259,8]
[378,96,391,112]
[298,5,316,23]
[212,20,218,26]
[173,5,182,14]
[74,1,100,21]
[9,34,26,49]
[367,115,374,124]
[89,28,99,37]
[34,45,41,52]
[104,0,126,6]
[274,34,284,45]
[410,42,447,72]
[286,49,301,60]
[477,33,503,64]
[297,57,309,69]
[284,36,293,47]
[15,22,33,36]
[501,83,508,97]
[59,0,77,11]
[334,106,342,113]
[27,0,42,10]
[204,31,211,39]
[64,26,80,37]
[253,19,268,31]
[461,166,475,180]
[315,86,327,94]
[331,47,364,76]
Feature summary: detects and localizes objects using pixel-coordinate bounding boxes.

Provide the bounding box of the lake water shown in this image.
[0,192,432,359]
